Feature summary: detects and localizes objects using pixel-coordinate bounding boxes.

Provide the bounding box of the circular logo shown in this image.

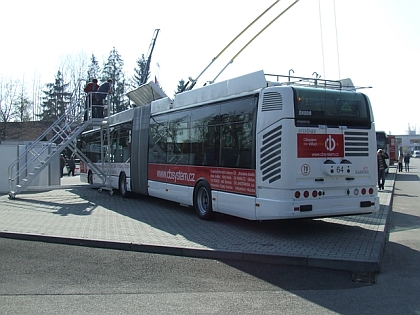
[301,164,310,176]
[325,135,336,151]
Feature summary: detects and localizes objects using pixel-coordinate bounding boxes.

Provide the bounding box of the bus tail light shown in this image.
[295,190,323,199]
[361,188,366,195]
[369,188,374,195]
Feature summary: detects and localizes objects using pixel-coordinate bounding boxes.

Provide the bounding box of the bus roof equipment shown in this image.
[127,70,367,115]
[127,81,167,107]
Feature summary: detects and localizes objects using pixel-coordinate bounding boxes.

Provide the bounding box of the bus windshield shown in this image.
[293,87,371,128]
[376,131,388,151]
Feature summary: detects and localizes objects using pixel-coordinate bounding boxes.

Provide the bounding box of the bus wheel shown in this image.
[88,171,93,185]
[119,172,128,198]
[194,181,215,220]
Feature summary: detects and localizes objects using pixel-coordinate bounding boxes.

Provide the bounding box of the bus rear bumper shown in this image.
[255,195,380,220]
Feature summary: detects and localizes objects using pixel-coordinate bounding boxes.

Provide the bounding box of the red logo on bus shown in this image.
[297,134,344,158]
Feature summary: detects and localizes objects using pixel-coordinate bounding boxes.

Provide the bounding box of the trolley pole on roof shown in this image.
[182,0,282,92]
[211,0,300,84]
[312,71,321,87]
[288,69,294,82]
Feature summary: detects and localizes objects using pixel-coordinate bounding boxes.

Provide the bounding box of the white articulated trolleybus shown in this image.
[80,70,380,220]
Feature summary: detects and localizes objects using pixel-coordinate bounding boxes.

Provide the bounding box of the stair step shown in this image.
[9,115,88,198]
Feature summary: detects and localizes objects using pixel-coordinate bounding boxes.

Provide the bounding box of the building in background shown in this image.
[394,134,420,156]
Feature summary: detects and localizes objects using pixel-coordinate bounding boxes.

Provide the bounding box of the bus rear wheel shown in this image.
[193,181,215,220]
[119,172,129,198]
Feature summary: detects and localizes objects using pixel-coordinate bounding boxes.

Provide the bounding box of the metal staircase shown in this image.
[8,92,110,199]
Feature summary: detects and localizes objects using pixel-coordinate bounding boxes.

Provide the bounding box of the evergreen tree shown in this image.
[87,54,100,82]
[132,54,149,87]
[14,89,32,122]
[102,47,129,114]
[38,71,71,122]
[175,79,186,94]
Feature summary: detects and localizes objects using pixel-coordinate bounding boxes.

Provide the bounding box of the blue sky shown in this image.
[1,0,419,135]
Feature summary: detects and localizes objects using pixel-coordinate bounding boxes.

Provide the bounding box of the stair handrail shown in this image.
[10,86,85,165]
[8,118,90,193]
[8,78,112,196]
[8,87,85,189]
[8,98,83,178]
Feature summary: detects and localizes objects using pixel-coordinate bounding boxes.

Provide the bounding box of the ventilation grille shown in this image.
[344,131,370,157]
[262,92,283,111]
[260,125,282,183]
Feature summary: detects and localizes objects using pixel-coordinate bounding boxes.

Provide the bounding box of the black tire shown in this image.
[193,181,215,220]
[119,172,129,198]
[88,171,93,185]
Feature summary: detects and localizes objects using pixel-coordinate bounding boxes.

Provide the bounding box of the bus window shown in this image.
[191,105,220,166]
[110,128,131,163]
[149,115,168,163]
[167,111,190,165]
[219,96,256,168]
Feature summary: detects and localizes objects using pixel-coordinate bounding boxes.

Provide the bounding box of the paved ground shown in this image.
[0,168,396,273]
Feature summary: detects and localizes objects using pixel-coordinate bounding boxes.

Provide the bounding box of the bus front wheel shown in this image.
[193,181,215,220]
[119,172,129,198]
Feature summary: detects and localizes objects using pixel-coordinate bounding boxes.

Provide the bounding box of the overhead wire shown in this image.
[211,0,300,84]
[318,0,326,79]
[182,0,282,91]
[333,0,341,79]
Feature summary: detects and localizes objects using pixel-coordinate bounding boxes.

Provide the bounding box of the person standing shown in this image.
[68,156,76,176]
[84,79,99,120]
[93,79,113,118]
[404,153,411,172]
[60,154,66,178]
[377,149,387,190]
[398,154,403,172]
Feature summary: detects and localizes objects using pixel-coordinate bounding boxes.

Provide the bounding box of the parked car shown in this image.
[412,150,420,158]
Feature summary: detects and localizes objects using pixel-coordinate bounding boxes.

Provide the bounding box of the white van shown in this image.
[412,150,420,158]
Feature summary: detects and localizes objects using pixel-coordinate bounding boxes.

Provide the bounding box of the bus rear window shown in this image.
[293,87,371,128]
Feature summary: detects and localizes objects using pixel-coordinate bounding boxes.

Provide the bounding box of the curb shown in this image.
[0,231,383,272]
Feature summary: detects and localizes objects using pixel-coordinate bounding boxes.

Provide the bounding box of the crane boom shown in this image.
[141,29,160,84]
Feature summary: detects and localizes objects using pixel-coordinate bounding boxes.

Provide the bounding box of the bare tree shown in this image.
[0,77,20,142]
[58,52,90,116]
[14,76,32,122]
[31,72,42,121]
[0,77,20,123]
[59,52,89,91]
